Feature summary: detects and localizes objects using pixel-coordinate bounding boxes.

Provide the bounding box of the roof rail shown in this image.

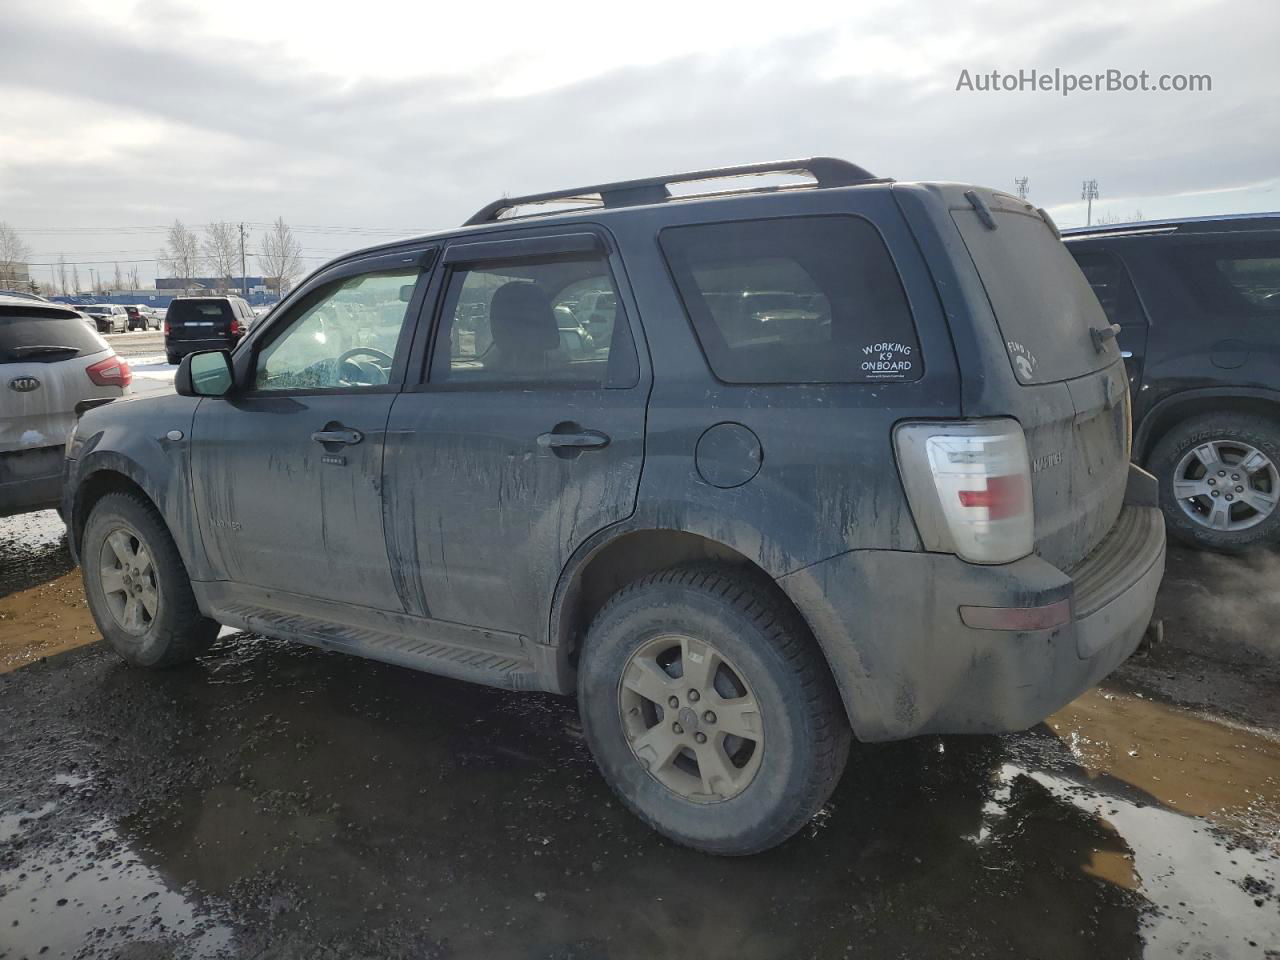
[463,157,881,226]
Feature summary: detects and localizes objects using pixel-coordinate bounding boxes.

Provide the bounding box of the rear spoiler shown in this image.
[74,397,115,419]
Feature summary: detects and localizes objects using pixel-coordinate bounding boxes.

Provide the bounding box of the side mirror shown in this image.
[176,350,235,398]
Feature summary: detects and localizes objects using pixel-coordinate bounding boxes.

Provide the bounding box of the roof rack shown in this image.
[463,157,881,226]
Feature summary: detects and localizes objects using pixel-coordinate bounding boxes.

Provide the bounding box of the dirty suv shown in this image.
[62,159,1166,855]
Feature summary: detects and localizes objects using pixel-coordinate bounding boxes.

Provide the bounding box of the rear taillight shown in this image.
[229,317,241,336]
[894,418,1033,564]
[86,355,132,388]
[163,319,171,336]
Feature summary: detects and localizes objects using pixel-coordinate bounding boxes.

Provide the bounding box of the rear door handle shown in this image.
[537,429,610,450]
[312,427,364,445]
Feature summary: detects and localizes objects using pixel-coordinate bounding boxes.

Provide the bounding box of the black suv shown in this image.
[63,160,1165,854]
[1065,215,1280,550]
[164,296,254,364]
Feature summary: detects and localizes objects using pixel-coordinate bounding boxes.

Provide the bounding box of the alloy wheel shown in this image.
[1172,439,1279,531]
[97,525,161,635]
[617,634,764,803]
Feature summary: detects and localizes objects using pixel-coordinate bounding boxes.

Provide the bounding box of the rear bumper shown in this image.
[166,335,240,358]
[778,496,1166,742]
[0,446,65,518]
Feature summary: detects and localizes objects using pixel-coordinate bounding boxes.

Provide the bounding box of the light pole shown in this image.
[1081,179,1099,226]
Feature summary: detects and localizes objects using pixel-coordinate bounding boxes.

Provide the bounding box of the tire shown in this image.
[577,563,850,855]
[81,492,218,667]
[1148,412,1280,551]
[166,352,179,365]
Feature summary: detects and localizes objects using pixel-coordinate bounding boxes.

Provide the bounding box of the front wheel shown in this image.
[578,564,850,855]
[1148,412,1280,551]
[81,492,219,667]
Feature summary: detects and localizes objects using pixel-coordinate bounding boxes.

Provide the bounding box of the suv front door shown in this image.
[382,229,649,640]
[190,250,432,611]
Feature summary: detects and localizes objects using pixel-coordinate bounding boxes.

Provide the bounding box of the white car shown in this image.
[1,295,132,517]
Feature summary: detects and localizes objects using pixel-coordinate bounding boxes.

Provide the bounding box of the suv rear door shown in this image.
[381,228,649,640]
[946,188,1129,568]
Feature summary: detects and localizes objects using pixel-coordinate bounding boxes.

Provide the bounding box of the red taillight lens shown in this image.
[163,320,171,336]
[957,475,1028,520]
[86,355,132,388]
[229,317,241,336]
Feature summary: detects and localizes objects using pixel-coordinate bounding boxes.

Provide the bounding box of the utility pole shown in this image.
[1081,179,1099,226]
[239,222,248,298]
[1014,177,1029,201]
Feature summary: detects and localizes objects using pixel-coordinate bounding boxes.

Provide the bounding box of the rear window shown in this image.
[0,306,104,364]
[168,300,233,323]
[953,198,1113,384]
[1164,239,1280,316]
[659,216,921,383]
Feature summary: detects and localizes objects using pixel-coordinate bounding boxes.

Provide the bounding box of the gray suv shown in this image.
[62,159,1166,855]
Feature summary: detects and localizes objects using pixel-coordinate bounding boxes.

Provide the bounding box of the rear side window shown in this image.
[0,306,104,364]
[1070,250,1147,329]
[1164,239,1280,316]
[660,216,921,383]
[953,200,1112,384]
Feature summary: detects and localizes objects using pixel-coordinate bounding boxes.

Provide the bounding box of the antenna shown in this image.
[1014,177,1029,201]
[1081,179,1100,226]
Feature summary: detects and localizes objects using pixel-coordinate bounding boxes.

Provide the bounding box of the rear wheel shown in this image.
[1149,413,1280,551]
[578,564,849,855]
[81,492,218,667]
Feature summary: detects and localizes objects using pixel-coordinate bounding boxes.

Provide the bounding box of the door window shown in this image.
[1071,250,1147,329]
[1165,240,1280,316]
[430,253,637,388]
[253,268,421,391]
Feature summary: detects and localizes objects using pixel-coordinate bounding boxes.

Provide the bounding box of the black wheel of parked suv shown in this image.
[577,563,850,855]
[1149,413,1280,552]
[81,492,219,667]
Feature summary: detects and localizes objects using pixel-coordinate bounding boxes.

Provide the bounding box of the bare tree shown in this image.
[71,264,81,295]
[56,254,69,296]
[258,216,303,297]
[128,265,141,290]
[203,221,238,292]
[0,222,33,287]
[159,219,202,293]
[113,262,124,292]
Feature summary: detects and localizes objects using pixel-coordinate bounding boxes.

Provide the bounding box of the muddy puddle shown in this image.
[1,631,1276,960]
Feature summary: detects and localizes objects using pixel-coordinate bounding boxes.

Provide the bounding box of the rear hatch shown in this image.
[950,189,1129,570]
[1,304,115,454]
[167,299,235,343]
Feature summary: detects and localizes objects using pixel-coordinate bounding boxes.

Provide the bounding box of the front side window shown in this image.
[1166,240,1280,316]
[253,268,420,391]
[659,216,921,383]
[431,253,636,388]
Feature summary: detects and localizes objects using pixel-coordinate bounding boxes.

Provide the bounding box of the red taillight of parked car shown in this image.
[86,355,132,388]
[163,319,171,336]
[229,317,241,336]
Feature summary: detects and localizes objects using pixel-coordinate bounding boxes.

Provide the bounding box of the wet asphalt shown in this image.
[1,511,1277,959]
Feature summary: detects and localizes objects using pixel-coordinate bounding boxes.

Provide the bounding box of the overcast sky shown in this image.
[1,0,1276,289]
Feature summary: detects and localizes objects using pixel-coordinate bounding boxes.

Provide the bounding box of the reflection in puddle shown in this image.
[1,634,1277,959]
[0,776,234,959]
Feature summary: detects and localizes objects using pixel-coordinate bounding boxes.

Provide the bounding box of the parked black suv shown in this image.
[1065,215,1280,550]
[63,160,1165,854]
[164,296,254,364]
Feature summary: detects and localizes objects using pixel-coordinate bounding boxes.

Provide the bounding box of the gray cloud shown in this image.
[1,0,1276,281]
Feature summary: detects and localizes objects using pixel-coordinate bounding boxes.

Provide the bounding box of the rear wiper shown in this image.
[11,344,80,359]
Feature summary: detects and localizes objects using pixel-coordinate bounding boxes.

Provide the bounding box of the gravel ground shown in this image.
[0,511,1277,960]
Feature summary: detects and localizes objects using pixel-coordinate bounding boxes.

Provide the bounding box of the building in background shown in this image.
[156,276,280,297]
